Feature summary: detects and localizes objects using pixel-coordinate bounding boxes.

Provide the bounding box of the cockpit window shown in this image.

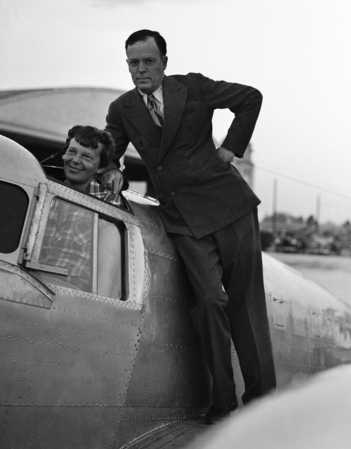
[39,198,94,291]
[33,196,124,298]
[0,181,29,253]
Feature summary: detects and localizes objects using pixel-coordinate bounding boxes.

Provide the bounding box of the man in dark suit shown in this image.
[105,29,276,423]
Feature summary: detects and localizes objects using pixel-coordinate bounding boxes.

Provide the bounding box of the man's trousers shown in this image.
[171,210,276,409]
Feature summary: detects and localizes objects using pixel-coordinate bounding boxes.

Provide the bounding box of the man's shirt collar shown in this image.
[138,84,164,110]
[151,85,163,104]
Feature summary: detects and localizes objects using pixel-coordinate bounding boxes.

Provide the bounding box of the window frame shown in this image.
[22,180,146,309]
[0,178,38,265]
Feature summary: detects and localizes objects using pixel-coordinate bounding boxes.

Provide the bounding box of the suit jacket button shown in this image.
[157,165,163,171]
[170,191,175,197]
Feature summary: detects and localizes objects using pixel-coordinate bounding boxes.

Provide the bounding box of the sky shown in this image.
[1,0,351,223]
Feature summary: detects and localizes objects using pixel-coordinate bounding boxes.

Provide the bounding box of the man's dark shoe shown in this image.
[204,404,238,425]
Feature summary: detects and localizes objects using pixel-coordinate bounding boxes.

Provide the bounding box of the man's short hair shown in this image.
[65,125,115,169]
[125,29,167,58]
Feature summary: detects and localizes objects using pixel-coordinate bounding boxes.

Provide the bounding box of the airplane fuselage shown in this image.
[1,135,351,448]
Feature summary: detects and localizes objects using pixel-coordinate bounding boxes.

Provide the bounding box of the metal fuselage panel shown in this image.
[0,285,144,449]
[115,202,209,447]
[264,255,351,389]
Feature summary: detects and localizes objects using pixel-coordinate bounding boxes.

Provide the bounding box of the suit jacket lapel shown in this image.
[121,78,187,163]
[121,89,161,141]
[159,76,187,161]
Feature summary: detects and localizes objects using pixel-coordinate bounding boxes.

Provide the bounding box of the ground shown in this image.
[270,252,351,305]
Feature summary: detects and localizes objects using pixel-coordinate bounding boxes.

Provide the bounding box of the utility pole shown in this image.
[315,194,321,228]
[272,178,278,249]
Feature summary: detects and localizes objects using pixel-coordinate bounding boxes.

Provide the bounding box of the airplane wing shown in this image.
[184,364,351,449]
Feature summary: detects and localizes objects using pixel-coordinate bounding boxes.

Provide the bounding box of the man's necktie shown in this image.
[146,94,163,127]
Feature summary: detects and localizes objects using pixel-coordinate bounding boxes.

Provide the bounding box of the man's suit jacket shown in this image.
[106,72,262,238]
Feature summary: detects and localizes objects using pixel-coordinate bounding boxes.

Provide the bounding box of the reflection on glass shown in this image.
[39,198,94,291]
[97,219,122,299]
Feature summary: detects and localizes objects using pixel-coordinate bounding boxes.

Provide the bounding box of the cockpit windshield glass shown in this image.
[0,181,29,253]
[39,198,94,291]
[35,196,124,298]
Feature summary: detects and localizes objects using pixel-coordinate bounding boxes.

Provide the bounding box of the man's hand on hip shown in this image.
[217,146,235,163]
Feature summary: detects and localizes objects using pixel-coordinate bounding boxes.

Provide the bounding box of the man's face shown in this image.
[63,138,102,190]
[126,37,167,94]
